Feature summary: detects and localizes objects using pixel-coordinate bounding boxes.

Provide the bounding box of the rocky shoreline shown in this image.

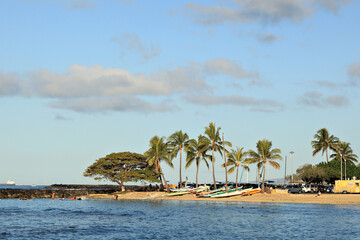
[0,184,161,199]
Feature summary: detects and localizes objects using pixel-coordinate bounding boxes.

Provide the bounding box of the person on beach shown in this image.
[114,194,118,200]
[316,191,321,197]
[52,193,55,200]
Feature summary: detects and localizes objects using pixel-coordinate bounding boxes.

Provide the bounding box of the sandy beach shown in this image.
[87,192,360,205]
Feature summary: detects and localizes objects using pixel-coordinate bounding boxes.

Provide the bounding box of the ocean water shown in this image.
[0,199,359,239]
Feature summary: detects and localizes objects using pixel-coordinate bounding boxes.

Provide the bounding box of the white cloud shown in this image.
[0,72,22,96]
[257,33,281,43]
[27,64,211,98]
[297,91,349,107]
[184,0,353,25]
[184,0,313,25]
[186,94,284,112]
[45,0,96,10]
[112,33,160,60]
[314,0,352,12]
[204,58,258,79]
[348,62,360,85]
[50,97,177,113]
[1,60,266,113]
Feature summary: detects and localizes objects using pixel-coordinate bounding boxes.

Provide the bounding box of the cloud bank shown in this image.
[184,0,352,25]
[0,59,270,113]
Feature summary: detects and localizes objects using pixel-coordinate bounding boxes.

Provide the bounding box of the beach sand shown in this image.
[87,192,360,205]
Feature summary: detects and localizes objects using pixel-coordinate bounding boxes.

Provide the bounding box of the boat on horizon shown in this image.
[0,180,16,185]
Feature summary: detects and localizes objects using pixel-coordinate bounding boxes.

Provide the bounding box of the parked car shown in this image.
[318,185,334,193]
[284,185,302,193]
[302,184,314,193]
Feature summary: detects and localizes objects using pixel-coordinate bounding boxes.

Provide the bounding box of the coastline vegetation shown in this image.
[83,125,358,192]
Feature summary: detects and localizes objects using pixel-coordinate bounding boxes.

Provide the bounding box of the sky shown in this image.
[1,0,360,185]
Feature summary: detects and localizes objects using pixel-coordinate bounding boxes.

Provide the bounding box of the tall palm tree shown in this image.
[330,141,358,180]
[185,135,211,188]
[311,128,339,163]
[222,147,249,189]
[144,136,173,192]
[246,139,282,192]
[168,130,189,188]
[204,122,232,189]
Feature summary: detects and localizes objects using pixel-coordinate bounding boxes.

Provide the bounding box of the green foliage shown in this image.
[223,147,249,189]
[311,128,339,163]
[296,164,326,183]
[144,136,173,192]
[203,122,232,189]
[330,141,358,165]
[168,130,190,187]
[296,160,360,184]
[185,135,211,187]
[83,152,161,187]
[246,139,282,191]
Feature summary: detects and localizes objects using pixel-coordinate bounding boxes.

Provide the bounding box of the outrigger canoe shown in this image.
[188,186,210,194]
[210,187,249,198]
[165,191,191,197]
[241,188,261,196]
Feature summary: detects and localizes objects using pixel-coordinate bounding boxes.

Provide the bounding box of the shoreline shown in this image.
[87,192,360,205]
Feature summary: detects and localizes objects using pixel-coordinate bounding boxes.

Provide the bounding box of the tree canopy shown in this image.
[83,152,161,188]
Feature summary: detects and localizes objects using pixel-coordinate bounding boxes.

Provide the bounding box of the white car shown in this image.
[302,184,313,193]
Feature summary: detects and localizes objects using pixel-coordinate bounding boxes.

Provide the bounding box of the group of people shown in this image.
[51,192,89,200]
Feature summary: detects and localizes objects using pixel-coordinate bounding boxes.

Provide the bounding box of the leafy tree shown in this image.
[168,130,189,188]
[83,152,160,190]
[246,139,282,192]
[330,141,359,180]
[185,135,211,188]
[204,122,232,189]
[296,164,326,183]
[144,136,173,192]
[222,147,249,189]
[311,128,339,163]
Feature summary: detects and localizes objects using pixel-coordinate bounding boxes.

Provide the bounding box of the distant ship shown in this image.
[0,180,16,185]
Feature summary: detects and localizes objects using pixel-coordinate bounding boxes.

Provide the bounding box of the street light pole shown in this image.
[290,151,294,183]
[222,133,228,190]
[284,155,287,185]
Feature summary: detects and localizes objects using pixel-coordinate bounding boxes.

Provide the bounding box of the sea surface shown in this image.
[0,199,359,239]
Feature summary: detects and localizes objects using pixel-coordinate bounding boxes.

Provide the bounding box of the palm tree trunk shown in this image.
[340,157,343,180]
[235,166,239,189]
[345,160,347,180]
[158,163,170,192]
[212,148,216,189]
[179,147,183,188]
[196,158,199,188]
[262,162,266,193]
[326,149,329,163]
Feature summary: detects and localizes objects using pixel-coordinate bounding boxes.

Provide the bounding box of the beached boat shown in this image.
[188,186,210,194]
[241,188,261,196]
[209,187,250,198]
[165,191,190,197]
[197,186,229,198]
[169,186,192,192]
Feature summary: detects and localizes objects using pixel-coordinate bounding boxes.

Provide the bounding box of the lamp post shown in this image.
[290,151,294,183]
[222,133,228,190]
[284,155,287,185]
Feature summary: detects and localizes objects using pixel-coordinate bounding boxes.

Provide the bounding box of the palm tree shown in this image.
[204,122,232,189]
[246,139,282,192]
[185,135,211,188]
[144,136,173,192]
[330,141,358,180]
[311,128,339,163]
[168,130,189,188]
[222,147,249,189]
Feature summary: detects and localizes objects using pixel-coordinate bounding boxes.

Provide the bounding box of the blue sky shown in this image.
[1,0,360,185]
